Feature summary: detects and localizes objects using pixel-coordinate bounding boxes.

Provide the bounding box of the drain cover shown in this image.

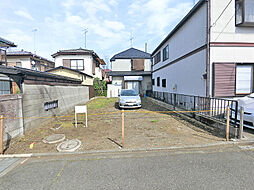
[43,134,66,144]
[57,139,81,152]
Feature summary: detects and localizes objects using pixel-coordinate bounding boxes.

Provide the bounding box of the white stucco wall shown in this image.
[152,49,207,96]
[209,46,254,96]
[54,55,94,76]
[111,59,131,71]
[210,0,254,43]
[7,57,31,69]
[94,67,102,80]
[152,2,207,71]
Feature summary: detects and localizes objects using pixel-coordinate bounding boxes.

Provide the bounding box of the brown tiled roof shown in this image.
[51,48,94,58]
[7,50,54,64]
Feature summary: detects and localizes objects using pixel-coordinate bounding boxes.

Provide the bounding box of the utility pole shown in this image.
[83,28,88,48]
[32,28,38,54]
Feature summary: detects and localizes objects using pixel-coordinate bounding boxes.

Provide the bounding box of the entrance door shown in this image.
[126,81,139,93]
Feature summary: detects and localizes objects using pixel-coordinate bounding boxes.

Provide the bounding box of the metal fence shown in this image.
[146,91,238,126]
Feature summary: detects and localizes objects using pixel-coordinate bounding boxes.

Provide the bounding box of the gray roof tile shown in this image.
[110,48,151,61]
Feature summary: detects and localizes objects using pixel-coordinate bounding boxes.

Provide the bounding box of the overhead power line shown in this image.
[211,0,233,27]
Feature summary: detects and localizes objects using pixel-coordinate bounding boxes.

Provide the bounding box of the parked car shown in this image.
[235,93,254,129]
[119,89,141,109]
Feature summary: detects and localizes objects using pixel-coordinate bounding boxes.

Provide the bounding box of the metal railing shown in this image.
[146,91,238,126]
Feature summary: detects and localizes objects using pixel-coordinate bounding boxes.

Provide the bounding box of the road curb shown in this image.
[1,140,254,158]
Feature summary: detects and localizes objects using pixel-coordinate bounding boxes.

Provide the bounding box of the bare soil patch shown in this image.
[5,97,223,154]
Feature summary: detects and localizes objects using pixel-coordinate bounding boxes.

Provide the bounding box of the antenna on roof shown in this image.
[32,28,38,54]
[83,28,88,48]
[130,32,134,47]
[145,43,147,52]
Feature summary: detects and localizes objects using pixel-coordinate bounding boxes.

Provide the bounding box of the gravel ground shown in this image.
[4,97,223,154]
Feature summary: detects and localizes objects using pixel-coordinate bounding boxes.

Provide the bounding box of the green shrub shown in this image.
[93,77,107,96]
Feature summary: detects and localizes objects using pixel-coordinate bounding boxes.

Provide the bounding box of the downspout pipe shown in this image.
[206,0,211,97]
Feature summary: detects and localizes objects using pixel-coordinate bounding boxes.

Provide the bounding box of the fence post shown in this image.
[235,101,238,126]
[173,94,176,110]
[239,107,244,139]
[122,110,124,148]
[226,106,230,141]
[0,115,3,154]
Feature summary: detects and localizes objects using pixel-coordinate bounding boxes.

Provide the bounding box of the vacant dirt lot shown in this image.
[5,97,223,154]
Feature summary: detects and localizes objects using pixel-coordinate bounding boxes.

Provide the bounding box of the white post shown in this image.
[75,112,77,128]
[86,109,88,128]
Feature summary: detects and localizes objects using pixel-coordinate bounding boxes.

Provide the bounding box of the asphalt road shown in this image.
[0,147,254,190]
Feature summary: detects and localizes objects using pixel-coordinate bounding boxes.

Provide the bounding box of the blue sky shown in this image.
[0,0,196,65]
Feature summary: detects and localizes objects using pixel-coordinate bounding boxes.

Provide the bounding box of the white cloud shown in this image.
[104,20,125,31]
[62,0,76,9]
[108,0,118,7]
[82,0,111,17]
[128,0,192,35]
[14,9,34,21]
[4,29,33,45]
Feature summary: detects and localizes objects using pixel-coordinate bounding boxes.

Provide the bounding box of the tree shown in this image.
[93,78,107,96]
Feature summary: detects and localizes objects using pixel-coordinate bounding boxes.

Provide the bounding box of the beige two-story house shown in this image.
[52,48,106,80]
[109,47,152,95]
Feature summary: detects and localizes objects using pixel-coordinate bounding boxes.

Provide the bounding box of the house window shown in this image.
[71,59,84,70]
[154,51,161,64]
[162,79,166,88]
[16,62,22,67]
[163,45,169,61]
[157,77,160,87]
[236,0,254,26]
[236,64,253,94]
[152,79,155,86]
[0,81,11,95]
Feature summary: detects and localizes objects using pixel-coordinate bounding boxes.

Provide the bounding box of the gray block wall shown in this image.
[0,94,23,142]
[22,84,89,130]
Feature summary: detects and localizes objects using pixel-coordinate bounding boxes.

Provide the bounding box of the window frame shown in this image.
[235,0,254,26]
[163,45,169,61]
[0,80,11,95]
[16,62,22,67]
[152,79,155,86]
[235,64,253,95]
[70,59,84,71]
[154,51,161,64]
[162,79,166,88]
[157,77,160,87]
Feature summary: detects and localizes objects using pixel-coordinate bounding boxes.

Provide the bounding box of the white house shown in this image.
[109,47,152,95]
[152,0,254,98]
[52,48,106,80]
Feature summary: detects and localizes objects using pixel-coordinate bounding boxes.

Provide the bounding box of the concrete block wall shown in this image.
[0,94,23,142]
[22,84,89,130]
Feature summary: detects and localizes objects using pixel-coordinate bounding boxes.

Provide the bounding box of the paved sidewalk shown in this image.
[0,158,20,177]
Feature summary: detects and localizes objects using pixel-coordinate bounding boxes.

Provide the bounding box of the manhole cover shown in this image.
[57,139,81,152]
[43,134,66,144]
